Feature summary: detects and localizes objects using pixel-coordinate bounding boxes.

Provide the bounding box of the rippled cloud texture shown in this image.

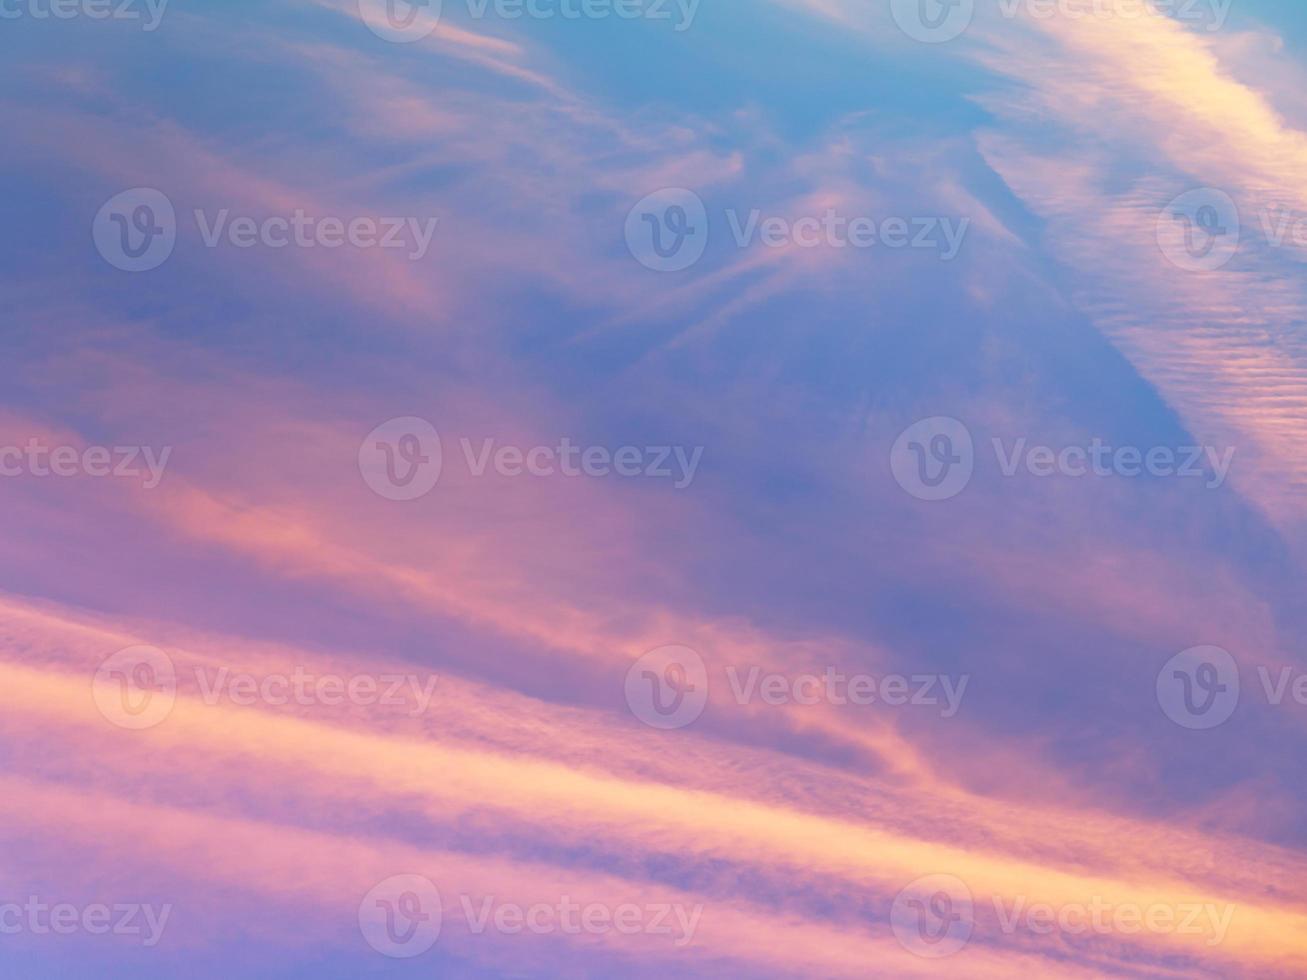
[4,0,1307,976]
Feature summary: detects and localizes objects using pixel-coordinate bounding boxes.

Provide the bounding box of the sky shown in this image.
[3,0,1307,976]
